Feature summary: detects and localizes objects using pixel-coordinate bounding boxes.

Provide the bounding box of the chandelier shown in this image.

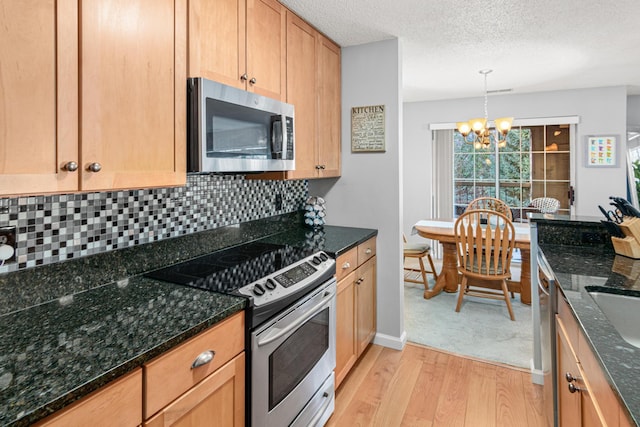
[456,69,513,149]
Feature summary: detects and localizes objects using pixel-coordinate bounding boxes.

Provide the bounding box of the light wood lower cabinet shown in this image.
[335,237,376,388]
[144,353,245,427]
[556,291,633,427]
[144,312,245,426]
[33,369,142,427]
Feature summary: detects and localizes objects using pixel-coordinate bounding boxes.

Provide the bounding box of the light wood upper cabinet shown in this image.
[316,34,342,178]
[0,0,186,196]
[188,0,286,100]
[80,0,186,191]
[271,12,341,180]
[0,0,78,195]
[284,13,318,180]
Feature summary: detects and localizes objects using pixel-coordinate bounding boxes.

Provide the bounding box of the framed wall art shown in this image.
[585,135,618,167]
[351,105,385,152]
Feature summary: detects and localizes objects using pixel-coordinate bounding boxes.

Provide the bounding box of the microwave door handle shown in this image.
[271,116,283,158]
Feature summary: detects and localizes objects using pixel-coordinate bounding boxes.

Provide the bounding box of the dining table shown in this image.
[412,219,532,305]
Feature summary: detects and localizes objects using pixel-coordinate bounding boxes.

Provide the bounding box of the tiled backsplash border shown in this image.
[0,174,307,274]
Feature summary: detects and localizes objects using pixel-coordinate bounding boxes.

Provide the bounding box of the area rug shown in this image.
[403,281,533,368]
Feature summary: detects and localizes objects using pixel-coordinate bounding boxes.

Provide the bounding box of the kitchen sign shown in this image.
[351,105,385,152]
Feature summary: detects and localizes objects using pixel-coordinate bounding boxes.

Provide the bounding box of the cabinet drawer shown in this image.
[35,369,142,427]
[144,311,245,419]
[357,237,376,266]
[336,247,358,281]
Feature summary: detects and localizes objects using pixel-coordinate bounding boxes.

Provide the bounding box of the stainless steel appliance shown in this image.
[187,77,295,173]
[147,241,336,427]
[537,249,557,427]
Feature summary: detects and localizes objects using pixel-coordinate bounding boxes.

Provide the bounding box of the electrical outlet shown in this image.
[0,226,16,262]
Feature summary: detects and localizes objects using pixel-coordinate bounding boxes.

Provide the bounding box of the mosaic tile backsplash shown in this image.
[0,174,307,274]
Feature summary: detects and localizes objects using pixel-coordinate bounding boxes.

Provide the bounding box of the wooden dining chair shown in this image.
[467,196,513,220]
[403,233,438,289]
[453,209,516,321]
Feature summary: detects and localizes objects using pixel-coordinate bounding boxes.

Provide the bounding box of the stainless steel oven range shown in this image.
[147,241,337,427]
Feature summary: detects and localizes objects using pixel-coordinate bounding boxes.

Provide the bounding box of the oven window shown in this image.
[268,307,329,410]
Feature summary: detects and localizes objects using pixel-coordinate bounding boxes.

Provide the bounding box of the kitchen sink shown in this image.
[587,289,640,348]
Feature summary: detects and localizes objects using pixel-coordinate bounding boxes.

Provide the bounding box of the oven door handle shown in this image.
[257,290,335,347]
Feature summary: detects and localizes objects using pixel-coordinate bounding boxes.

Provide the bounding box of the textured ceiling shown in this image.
[280,0,640,102]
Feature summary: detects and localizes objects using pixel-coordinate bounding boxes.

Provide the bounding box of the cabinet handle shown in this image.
[249,77,257,85]
[365,248,372,254]
[565,372,576,382]
[342,262,351,270]
[568,383,580,393]
[191,350,215,369]
[63,161,78,172]
[86,162,102,173]
[240,73,248,81]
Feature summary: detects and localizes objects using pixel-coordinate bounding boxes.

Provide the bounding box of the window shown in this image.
[453,124,571,220]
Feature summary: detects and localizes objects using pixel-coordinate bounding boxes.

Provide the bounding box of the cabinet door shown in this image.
[0,0,78,195]
[317,34,341,178]
[187,0,246,89]
[356,257,376,356]
[145,353,245,427]
[34,369,142,427]
[557,318,581,426]
[335,271,357,388]
[80,0,186,191]
[246,0,286,100]
[284,13,318,180]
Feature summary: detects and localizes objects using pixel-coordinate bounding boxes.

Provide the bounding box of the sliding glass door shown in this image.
[453,124,572,220]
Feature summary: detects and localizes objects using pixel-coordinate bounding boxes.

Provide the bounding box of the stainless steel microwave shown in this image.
[187,78,295,173]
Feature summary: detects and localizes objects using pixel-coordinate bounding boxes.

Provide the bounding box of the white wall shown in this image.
[309,38,405,350]
[403,86,628,233]
[629,95,640,130]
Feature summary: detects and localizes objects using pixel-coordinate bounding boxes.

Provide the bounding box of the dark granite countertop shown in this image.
[540,243,640,425]
[0,213,377,426]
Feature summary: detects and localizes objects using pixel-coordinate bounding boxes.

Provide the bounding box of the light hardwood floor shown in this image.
[327,343,546,427]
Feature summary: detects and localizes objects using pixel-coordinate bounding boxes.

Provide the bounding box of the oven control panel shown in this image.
[238,251,335,306]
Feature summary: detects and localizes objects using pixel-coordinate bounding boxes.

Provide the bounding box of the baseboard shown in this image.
[530,358,544,385]
[372,330,407,350]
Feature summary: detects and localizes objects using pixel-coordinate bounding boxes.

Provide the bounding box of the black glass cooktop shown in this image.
[146,241,316,294]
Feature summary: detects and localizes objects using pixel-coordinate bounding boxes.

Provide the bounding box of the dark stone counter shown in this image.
[0,212,377,426]
[533,214,639,425]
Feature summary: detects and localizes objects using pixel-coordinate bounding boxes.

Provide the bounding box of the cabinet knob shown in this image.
[249,77,257,85]
[365,248,372,254]
[240,73,248,81]
[567,383,580,393]
[86,162,102,173]
[63,161,78,172]
[342,262,351,270]
[565,372,576,382]
[191,350,216,369]
[320,165,326,170]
